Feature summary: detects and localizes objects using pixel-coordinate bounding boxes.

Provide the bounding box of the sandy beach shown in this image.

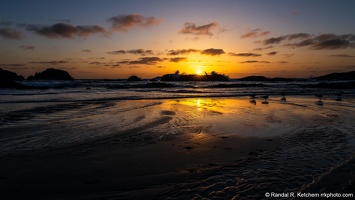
[1,96,355,199]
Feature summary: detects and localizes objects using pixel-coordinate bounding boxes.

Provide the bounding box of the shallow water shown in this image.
[1,83,355,198]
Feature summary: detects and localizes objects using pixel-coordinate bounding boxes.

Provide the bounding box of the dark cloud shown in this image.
[201,48,225,56]
[107,49,154,56]
[263,33,355,50]
[310,39,352,50]
[0,21,12,27]
[89,61,105,65]
[263,36,287,45]
[278,61,289,64]
[228,52,261,57]
[169,57,187,62]
[29,60,69,65]
[240,29,270,38]
[287,33,311,40]
[129,57,162,65]
[328,54,355,58]
[107,50,126,55]
[0,27,23,40]
[108,14,162,32]
[179,22,218,36]
[127,49,154,55]
[26,23,107,39]
[167,49,199,55]
[81,49,91,53]
[253,46,273,51]
[88,57,105,60]
[266,51,278,56]
[0,63,26,67]
[117,60,130,64]
[240,60,270,64]
[19,45,35,50]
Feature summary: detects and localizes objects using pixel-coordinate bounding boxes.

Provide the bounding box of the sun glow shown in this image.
[197,69,202,75]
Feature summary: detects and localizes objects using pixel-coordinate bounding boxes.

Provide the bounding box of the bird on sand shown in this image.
[315,94,323,101]
[281,92,286,101]
[261,95,269,104]
[315,94,324,105]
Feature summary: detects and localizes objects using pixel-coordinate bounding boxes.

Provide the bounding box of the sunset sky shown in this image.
[1,0,355,79]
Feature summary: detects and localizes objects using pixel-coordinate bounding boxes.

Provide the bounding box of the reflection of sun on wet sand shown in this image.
[0,96,355,199]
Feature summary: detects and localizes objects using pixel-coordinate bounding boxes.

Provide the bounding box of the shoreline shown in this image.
[0,96,354,199]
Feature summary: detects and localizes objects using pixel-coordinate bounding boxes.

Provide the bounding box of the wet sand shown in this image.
[0,96,354,199]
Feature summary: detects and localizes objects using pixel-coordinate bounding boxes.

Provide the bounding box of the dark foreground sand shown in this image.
[0,97,354,199]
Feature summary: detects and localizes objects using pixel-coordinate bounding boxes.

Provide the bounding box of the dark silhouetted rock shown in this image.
[238,76,270,81]
[27,68,74,80]
[0,68,25,81]
[127,75,142,81]
[161,74,229,81]
[315,71,355,81]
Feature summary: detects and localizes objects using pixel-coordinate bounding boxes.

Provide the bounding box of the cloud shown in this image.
[129,57,162,65]
[263,36,287,45]
[0,28,23,40]
[328,54,355,58]
[278,61,289,64]
[0,21,12,27]
[19,45,35,50]
[240,60,270,64]
[167,49,199,55]
[287,33,311,40]
[0,63,26,67]
[169,57,187,62]
[240,29,270,38]
[228,52,261,57]
[107,49,154,56]
[179,22,218,36]
[108,14,162,32]
[107,50,126,55]
[81,49,91,53]
[253,46,273,51]
[263,33,355,50]
[266,51,278,56]
[26,23,107,39]
[127,49,154,55]
[28,60,69,65]
[201,48,225,56]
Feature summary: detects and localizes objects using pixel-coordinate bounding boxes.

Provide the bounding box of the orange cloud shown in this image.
[179,22,218,36]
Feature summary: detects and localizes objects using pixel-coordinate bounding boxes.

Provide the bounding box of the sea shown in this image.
[1,79,355,198]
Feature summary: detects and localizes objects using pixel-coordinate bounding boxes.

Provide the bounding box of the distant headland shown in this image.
[159,71,229,82]
[1,68,355,89]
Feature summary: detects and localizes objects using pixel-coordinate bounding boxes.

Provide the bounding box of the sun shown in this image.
[196,69,202,75]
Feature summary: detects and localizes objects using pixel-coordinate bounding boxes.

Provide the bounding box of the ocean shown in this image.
[1,79,355,199]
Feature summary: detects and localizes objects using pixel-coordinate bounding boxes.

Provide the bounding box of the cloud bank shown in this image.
[26,23,107,39]
[0,28,23,40]
[108,14,162,32]
[263,33,355,50]
[179,22,218,36]
[240,29,270,38]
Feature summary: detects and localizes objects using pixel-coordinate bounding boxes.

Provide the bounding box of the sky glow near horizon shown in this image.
[0,0,355,79]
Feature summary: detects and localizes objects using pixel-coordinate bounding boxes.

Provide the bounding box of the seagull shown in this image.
[281,92,286,101]
[315,94,324,105]
[261,95,269,104]
[315,94,323,101]
[249,94,256,99]
[249,99,256,105]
